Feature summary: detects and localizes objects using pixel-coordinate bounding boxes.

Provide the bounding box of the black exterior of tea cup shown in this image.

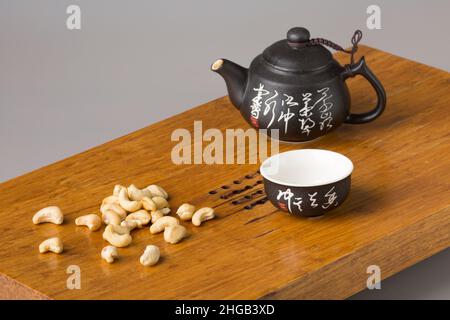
[263,175,351,217]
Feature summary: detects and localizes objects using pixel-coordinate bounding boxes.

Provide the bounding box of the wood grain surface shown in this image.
[0,46,449,299]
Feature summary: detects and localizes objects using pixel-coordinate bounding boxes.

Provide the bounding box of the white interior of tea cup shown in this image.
[260,149,353,187]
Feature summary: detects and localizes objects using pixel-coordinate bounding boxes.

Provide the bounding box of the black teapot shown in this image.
[212,27,386,142]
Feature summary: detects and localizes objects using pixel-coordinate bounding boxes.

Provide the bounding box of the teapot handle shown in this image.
[342,57,387,124]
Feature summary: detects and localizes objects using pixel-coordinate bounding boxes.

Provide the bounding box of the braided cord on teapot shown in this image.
[308,30,363,64]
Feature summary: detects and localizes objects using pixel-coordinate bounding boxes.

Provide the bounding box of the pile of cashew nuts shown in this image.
[32,184,215,266]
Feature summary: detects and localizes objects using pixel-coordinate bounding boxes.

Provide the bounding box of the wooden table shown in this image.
[0,46,449,299]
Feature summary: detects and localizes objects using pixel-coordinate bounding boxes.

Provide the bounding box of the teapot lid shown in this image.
[262,27,333,72]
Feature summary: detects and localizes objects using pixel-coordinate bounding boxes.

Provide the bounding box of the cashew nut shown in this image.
[140,245,160,266]
[141,196,157,211]
[120,219,140,231]
[151,211,164,223]
[100,203,126,220]
[113,184,126,197]
[125,210,151,226]
[103,224,132,247]
[39,237,64,254]
[192,207,215,226]
[160,207,171,215]
[118,188,142,212]
[164,225,188,244]
[101,245,118,263]
[75,214,102,231]
[176,203,196,221]
[146,184,168,199]
[101,195,119,206]
[149,216,179,234]
[102,210,122,225]
[32,206,64,225]
[151,208,170,223]
[152,196,169,210]
[127,184,153,201]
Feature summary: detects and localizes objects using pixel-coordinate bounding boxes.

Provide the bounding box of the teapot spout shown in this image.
[211,59,248,109]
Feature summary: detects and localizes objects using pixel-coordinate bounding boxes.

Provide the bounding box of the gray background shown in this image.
[0,0,449,299]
